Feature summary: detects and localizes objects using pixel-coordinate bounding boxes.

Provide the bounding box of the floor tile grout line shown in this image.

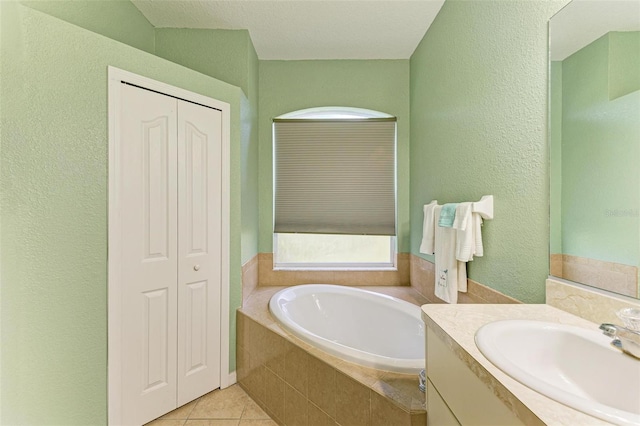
[184,396,200,421]
[187,419,243,421]
[163,384,276,424]
[239,397,249,420]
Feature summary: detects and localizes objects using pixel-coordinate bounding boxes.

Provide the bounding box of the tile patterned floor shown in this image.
[145,384,277,426]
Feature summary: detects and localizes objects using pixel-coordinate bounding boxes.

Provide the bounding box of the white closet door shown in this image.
[120,84,178,424]
[176,100,222,405]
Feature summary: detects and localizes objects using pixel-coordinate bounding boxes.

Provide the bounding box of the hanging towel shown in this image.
[458,260,468,294]
[438,203,458,228]
[473,212,484,257]
[419,200,438,255]
[454,204,485,262]
[454,203,474,262]
[434,206,466,303]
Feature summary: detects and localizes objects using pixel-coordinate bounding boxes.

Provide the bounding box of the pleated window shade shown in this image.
[274,118,397,236]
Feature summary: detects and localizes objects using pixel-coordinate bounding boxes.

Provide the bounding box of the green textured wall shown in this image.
[0,3,243,423]
[258,60,411,253]
[22,0,155,53]
[557,32,640,265]
[243,40,260,263]
[410,0,569,303]
[155,29,260,264]
[609,32,640,100]
[550,61,563,254]
[155,29,252,96]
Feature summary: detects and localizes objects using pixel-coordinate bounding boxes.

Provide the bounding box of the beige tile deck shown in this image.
[145,384,276,426]
[238,286,428,426]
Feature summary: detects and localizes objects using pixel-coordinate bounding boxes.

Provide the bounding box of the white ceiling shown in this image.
[131,0,446,60]
[550,0,640,61]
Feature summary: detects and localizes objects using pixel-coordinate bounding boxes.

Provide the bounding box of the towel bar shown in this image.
[426,195,494,220]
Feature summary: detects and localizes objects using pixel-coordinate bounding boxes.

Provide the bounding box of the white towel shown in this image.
[474,213,484,257]
[452,202,471,231]
[454,204,484,262]
[419,200,438,255]
[434,206,467,303]
[453,203,474,262]
[458,261,468,294]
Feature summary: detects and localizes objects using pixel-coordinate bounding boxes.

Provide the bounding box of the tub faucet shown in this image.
[599,323,640,360]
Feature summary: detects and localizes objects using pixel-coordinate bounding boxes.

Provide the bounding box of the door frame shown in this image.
[107,66,231,425]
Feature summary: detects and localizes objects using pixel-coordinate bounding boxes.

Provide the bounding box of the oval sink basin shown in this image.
[475,320,640,425]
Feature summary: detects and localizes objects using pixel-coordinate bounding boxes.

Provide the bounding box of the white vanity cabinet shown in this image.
[426,327,524,426]
[426,378,460,425]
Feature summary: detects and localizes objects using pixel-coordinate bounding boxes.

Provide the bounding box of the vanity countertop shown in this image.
[421,303,615,426]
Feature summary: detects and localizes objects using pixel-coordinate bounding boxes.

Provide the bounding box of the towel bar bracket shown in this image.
[471,195,494,220]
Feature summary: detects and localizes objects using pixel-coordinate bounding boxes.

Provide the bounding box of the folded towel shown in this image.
[434,206,466,303]
[454,203,474,262]
[438,203,458,228]
[452,202,471,231]
[419,200,438,255]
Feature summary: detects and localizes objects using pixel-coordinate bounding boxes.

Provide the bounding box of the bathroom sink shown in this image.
[475,320,640,425]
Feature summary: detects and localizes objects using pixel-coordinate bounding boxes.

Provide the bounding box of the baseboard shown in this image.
[221,371,237,389]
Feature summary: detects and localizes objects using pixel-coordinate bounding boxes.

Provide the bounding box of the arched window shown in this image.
[273,107,397,268]
[277,106,393,120]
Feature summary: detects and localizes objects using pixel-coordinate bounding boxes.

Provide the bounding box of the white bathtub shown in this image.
[268,284,425,374]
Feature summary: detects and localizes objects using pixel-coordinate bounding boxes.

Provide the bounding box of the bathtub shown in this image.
[268,284,425,374]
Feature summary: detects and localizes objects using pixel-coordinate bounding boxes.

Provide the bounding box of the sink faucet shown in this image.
[599,323,640,359]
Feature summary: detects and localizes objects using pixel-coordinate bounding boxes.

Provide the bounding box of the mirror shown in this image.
[549,0,640,298]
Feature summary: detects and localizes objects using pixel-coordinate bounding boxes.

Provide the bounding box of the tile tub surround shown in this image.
[549,254,639,299]
[237,286,428,426]
[256,253,410,287]
[245,253,516,304]
[242,255,259,304]
[546,278,640,325]
[550,254,640,297]
[410,254,520,304]
[422,304,617,425]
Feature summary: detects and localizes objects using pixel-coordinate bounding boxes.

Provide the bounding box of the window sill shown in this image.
[273,265,397,272]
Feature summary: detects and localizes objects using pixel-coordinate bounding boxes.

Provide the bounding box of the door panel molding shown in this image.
[142,116,170,260]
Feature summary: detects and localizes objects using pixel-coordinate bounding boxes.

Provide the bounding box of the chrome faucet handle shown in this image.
[599,323,618,337]
[600,323,640,360]
[600,323,640,337]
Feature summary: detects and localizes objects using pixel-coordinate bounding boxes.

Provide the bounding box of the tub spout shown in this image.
[418,369,426,393]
